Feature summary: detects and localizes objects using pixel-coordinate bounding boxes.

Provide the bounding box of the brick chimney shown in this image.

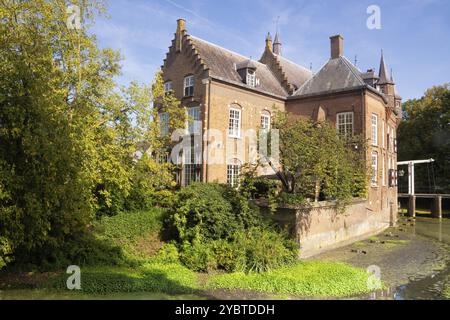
[176,18,186,52]
[330,35,343,59]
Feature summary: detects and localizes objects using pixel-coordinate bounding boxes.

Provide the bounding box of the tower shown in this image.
[273,31,282,55]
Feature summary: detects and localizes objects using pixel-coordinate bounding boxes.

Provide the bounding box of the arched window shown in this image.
[227,158,241,187]
[260,111,271,130]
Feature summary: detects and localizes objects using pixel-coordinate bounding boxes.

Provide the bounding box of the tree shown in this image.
[0,0,132,266]
[398,84,450,193]
[272,112,367,205]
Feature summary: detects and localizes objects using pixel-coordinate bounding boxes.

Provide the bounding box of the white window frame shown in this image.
[227,160,241,188]
[164,81,173,93]
[246,70,256,87]
[371,113,378,146]
[371,152,378,186]
[228,107,241,138]
[261,113,270,130]
[183,75,195,97]
[160,112,169,136]
[187,106,201,135]
[336,112,354,136]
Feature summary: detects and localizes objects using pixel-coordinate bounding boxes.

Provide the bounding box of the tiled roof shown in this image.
[293,56,366,96]
[189,36,288,97]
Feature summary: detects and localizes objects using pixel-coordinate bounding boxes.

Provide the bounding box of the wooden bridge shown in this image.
[398,193,449,218]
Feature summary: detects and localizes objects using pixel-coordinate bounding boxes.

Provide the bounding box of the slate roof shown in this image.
[276,55,313,90]
[189,36,288,97]
[293,56,367,97]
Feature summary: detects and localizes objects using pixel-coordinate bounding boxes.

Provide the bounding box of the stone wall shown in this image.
[255,198,396,258]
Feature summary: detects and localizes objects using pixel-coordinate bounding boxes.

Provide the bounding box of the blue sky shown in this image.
[92,0,450,100]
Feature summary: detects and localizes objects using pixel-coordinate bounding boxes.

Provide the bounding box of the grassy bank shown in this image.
[207,261,372,298]
[1,209,375,299]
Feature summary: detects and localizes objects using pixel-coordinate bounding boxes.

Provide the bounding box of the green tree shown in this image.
[272,112,367,205]
[398,84,450,193]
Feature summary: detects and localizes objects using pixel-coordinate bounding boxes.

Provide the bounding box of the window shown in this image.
[371,114,378,146]
[160,112,169,136]
[184,164,196,186]
[184,75,194,97]
[261,113,270,130]
[371,152,378,186]
[336,112,353,136]
[382,155,386,186]
[183,141,199,186]
[164,81,173,93]
[387,125,391,151]
[228,107,241,138]
[382,120,385,148]
[246,70,256,87]
[227,160,241,187]
[187,106,201,134]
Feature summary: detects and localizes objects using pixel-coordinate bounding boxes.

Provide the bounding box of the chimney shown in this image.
[176,18,186,52]
[330,35,343,59]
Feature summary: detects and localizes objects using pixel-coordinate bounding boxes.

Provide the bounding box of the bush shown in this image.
[152,242,180,264]
[233,227,298,273]
[179,241,216,272]
[166,183,298,273]
[168,183,263,243]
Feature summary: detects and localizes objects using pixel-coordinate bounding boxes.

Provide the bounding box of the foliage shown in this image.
[51,263,198,295]
[0,0,180,268]
[94,209,165,263]
[152,242,180,264]
[168,183,263,243]
[398,84,450,193]
[207,261,372,297]
[272,112,367,204]
[230,227,298,273]
[125,154,176,211]
[166,183,298,273]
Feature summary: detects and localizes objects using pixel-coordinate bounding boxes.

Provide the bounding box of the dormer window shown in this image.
[246,70,256,87]
[236,59,258,87]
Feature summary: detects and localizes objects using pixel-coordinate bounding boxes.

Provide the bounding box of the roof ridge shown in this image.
[340,56,365,86]
[189,35,266,67]
[276,54,312,74]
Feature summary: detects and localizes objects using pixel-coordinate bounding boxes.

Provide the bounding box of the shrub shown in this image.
[234,227,298,273]
[152,242,180,264]
[168,183,263,243]
[179,240,216,272]
[167,183,299,273]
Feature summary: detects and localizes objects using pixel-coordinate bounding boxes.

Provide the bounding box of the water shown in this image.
[366,217,450,300]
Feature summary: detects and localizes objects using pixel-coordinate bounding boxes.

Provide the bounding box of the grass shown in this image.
[49,262,198,295]
[206,261,374,298]
[383,239,410,247]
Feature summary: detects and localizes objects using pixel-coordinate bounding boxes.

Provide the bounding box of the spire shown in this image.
[265,32,273,53]
[390,68,395,83]
[273,31,282,55]
[378,49,392,84]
